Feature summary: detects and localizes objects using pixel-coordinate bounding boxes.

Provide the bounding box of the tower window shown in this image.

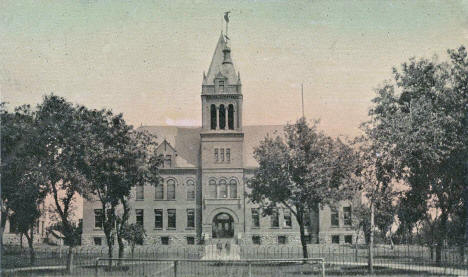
[228,104,234,130]
[220,148,225,162]
[229,179,237,198]
[219,179,227,198]
[218,80,224,93]
[209,179,217,198]
[214,148,219,162]
[219,105,226,129]
[210,104,217,130]
[226,148,230,162]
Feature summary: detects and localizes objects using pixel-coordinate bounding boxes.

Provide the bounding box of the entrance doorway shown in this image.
[212,213,234,238]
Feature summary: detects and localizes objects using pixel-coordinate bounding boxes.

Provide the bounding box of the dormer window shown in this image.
[218,80,224,93]
[164,155,172,168]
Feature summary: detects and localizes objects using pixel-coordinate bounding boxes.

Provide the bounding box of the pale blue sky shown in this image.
[2,0,467,136]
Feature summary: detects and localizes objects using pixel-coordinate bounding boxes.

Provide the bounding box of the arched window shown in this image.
[219,179,227,198]
[186,179,195,201]
[209,179,217,198]
[229,179,237,198]
[219,105,226,130]
[167,179,176,200]
[228,104,234,130]
[210,104,217,130]
[155,183,164,200]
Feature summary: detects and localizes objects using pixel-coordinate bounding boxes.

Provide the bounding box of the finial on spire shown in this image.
[224,11,231,40]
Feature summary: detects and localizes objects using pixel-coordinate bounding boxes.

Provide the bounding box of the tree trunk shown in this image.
[296,211,308,259]
[0,207,7,250]
[354,230,359,262]
[25,229,35,266]
[368,203,374,274]
[436,212,448,266]
[66,246,74,273]
[117,236,124,265]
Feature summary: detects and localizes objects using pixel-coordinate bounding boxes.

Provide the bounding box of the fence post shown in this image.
[174,260,178,277]
[94,258,99,277]
[321,259,326,277]
[248,261,252,277]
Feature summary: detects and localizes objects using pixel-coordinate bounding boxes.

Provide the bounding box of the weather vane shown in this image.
[224,11,231,40]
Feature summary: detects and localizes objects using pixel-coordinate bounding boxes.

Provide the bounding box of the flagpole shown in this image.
[301,83,305,118]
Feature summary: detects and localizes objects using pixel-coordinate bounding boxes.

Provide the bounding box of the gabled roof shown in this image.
[138,125,285,168]
[204,32,239,86]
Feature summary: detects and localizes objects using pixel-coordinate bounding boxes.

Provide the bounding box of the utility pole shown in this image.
[464,105,468,263]
[301,83,305,118]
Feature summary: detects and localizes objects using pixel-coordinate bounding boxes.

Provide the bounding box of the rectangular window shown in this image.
[331,208,339,227]
[220,148,224,162]
[94,209,104,229]
[278,236,288,244]
[94,237,102,246]
[214,148,219,163]
[168,209,176,229]
[155,184,164,200]
[186,236,195,245]
[219,80,224,92]
[136,184,144,200]
[345,235,353,244]
[271,209,279,228]
[164,155,172,168]
[187,209,195,228]
[251,208,260,228]
[154,209,163,229]
[161,236,170,245]
[136,209,144,227]
[332,235,340,244]
[252,235,261,245]
[226,148,230,162]
[343,206,352,226]
[283,209,292,228]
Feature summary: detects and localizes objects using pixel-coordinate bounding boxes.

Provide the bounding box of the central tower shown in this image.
[199,32,245,241]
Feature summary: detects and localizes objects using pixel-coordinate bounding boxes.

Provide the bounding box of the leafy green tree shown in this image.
[83,109,160,265]
[248,117,359,258]
[1,104,48,265]
[365,46,467,265]
[34,95,93,271]
[120,223,146,259]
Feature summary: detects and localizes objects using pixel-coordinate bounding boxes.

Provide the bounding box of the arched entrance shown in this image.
[212,213,234,238]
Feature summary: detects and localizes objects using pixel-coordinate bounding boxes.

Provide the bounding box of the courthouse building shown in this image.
[82,32,356,246]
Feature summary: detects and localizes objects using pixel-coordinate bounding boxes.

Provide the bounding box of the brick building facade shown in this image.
[82,32,357,246]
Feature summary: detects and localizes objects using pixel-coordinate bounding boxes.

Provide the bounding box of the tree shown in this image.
[1,104,48,265]
[34,95,93,272]
[83,108,160,266]
[120,223,146,259]
[248,117,359,258]
[365,46,467,265]
[353,135,399,274]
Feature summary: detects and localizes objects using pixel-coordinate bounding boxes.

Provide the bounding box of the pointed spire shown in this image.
[204,32,238,86]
